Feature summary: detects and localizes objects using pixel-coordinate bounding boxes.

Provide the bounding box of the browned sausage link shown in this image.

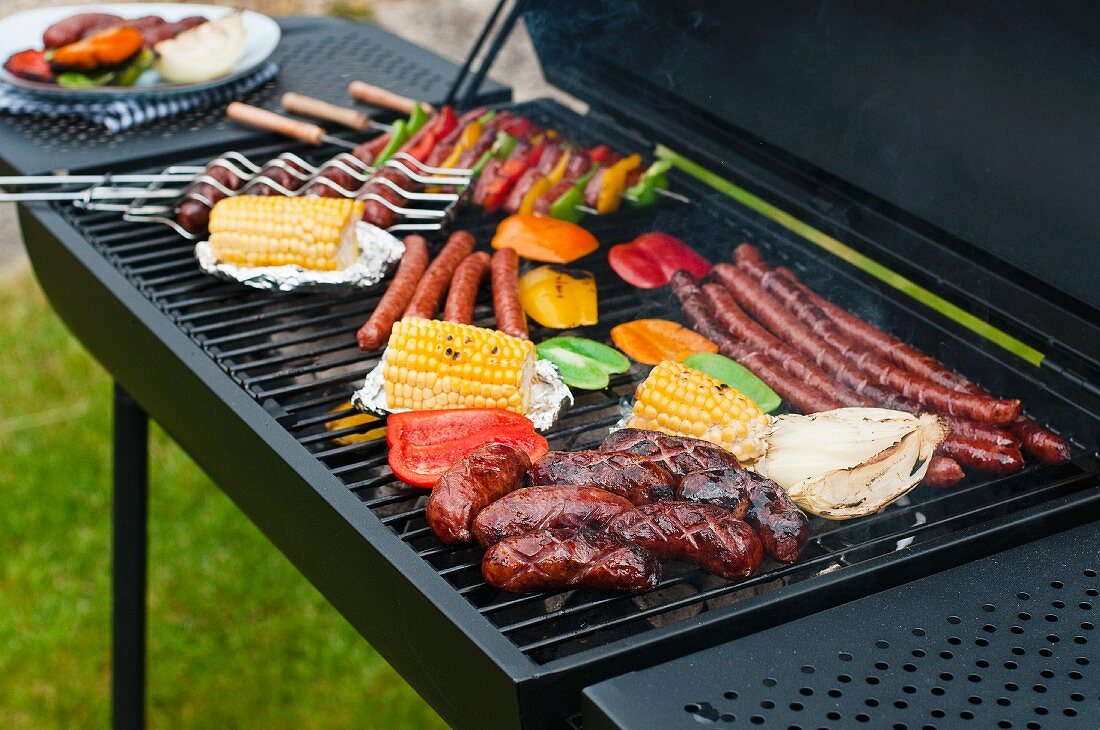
[426,443,531,544]
[482,528,661,593]
[732,249,1021,425]
[359,168,414,228]
[303,163,358,199]
[490,247,528,339]
[598,429,740,477]
[471,486,633,548]
[141,16,206,46]
[356,235,431,351]
[773,265,1072,465]
[700,281,872,408]
[403,231,477,320]
[608,502,763,580]
[176,198,212,234]
[43,13,123,48]
[442,251,491,324]
[940,437,1025,475]
[925,455,966,488]
[678,469,750,518]
[672,272,843,414]
[247,159,310,196]
[527,450,677,505]
[203,163,243,190]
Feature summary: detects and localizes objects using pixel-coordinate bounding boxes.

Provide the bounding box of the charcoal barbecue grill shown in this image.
[10,3,1100,729]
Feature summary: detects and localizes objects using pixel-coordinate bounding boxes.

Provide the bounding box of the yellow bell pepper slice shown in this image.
[546,150,572,186]
[440,121,483,169]
[518,265,598,329]
[519,176,552,216]
[597,153,642,214]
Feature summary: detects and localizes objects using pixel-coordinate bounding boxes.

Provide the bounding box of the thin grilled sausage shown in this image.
[471,486,632,548]
[598,429,741,477]
[527,450,677,505]
[491,247,528,339]
[482,528,661,593]
[940,437,1026,475]
[176,198,212,234]
[925,454,966,487]
[357,235,430,351]
[426,443,530,544]
[443,251,491,324]
[43,13,123,48]
[608,502,763,580]
[404,231,477,320]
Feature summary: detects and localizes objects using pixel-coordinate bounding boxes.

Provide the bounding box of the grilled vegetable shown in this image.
[610,318,717,365]
[682,352,781,413]
[594,153,642,214]
[4,49,54,82]
[491,214,598,264]
[207,196,365,271]
[627,360,771,463]
[386,409,548,487]
[382,319,537,414]
[518,266,598,329]
[548,168,597,222]
[536,336,630,390]
[625,159,672,207]
[51,25,144,71]
[608,232,711,289]
[753,408,947,519]
[153,13,245,84]
[375,119,408,165]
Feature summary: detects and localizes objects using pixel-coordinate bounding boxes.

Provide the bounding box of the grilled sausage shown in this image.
[140,16,205,46]
[471,486,632,548]
[490,246,528,339]
[426,443,530,544]
[482,528,661,593]
[925,454,967,487]
[43,13,123,48]
[244,158,310,197]
[356,235,431,351]
[608,502,763,580]
[678,469,750,519]
[527,450,677,505]
[403,231,476,320]
[442,251,491,324]
[598,429,741,478]
[939,437,1026,475]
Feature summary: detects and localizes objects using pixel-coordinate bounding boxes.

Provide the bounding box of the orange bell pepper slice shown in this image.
[491,213,599,264]
[610,318,718,365]
[51,26,144,71]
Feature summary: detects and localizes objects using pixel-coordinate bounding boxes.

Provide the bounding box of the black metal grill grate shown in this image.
[56,101,1100,667]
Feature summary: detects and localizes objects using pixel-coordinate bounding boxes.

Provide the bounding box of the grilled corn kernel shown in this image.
[208,195,365,271]
[628,360,771,462]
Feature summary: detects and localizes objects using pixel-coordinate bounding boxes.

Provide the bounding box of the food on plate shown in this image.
[517,265,598,330]
[610,318,717,365]
[679,469,809,563]
[381,319,537,414]
[443,251,491,324]
[153,12,246,84]
[600,428,742,478]
[426,443,531,544]
[471,486,632,548]
[754,408,947,519]
[491,215,598,264]
[3,50,54,83]
[482,528,661,593]
[490,247,529,339]
[50,25,143,70]
[627,360,771,463]
[608,232,711,288]
[608,502,763,580]
[535,336,629,390]
[207,196,365,271]
[681,352,781,413]
[527,450,678,505]
[43,13,129,48]
[386,409,548,488]
[357,235,431,351]
[403,231,476,319]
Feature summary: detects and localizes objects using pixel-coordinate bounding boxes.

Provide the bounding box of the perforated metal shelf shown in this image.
[583,521,1100,729]
[0,16,509,176]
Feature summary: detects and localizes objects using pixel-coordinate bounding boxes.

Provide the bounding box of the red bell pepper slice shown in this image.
[587,144,621,165]
[482,158,531,212]
[608,232,712,289]
[386,409,549,487]
[405,105,458,161]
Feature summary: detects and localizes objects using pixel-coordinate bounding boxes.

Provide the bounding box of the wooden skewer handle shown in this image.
[226,102,326,145]
[347,80,432,116]
[281,92,372,131]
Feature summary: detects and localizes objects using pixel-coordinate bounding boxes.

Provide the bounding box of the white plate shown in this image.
[0,3,280,100]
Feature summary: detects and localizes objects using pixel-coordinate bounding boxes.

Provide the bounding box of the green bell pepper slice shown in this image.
[405,101,430,136]
[625,159,673,207]
[682,352,782,413]
[549,167,598,223]
[471,131,515,175]
[537,337,630,390]
[374,119,408,164]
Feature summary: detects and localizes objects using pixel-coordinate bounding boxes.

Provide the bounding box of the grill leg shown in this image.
[112,384,148,730]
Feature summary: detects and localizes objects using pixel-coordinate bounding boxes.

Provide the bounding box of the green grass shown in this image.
[0,269,447,729]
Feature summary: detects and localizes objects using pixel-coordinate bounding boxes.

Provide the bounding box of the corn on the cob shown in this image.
[383,319,537,413]
[208,195,365,271]
[628,360,771,462]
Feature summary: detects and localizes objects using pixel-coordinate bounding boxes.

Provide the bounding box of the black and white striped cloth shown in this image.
[0,61,279,134]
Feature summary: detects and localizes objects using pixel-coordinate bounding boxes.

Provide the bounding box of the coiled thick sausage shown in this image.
[598,429,741,478]
[527,450,677,505]
[491,247,528,339]
[482,528,661,593]
[426,443,530,545]
[471,486,632,548]
[403,231,476,320]
[356,235,431,351]
[442,251,491,324]
[608,502,763,580]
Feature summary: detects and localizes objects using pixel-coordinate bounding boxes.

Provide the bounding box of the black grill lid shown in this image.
[524,0,1100,313]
